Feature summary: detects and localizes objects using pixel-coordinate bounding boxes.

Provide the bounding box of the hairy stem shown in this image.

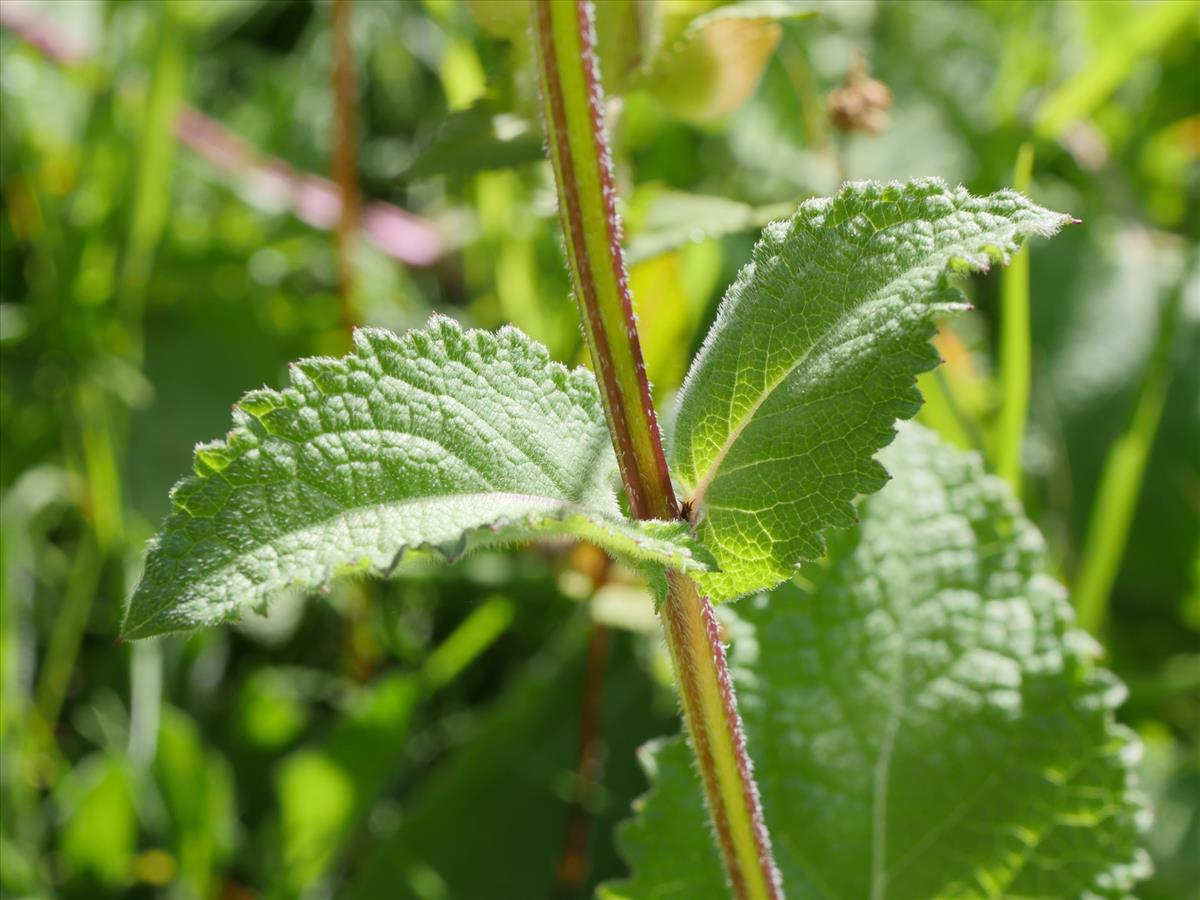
[531,0,673,521]
[531,2,780,896]
[661,572,780,898]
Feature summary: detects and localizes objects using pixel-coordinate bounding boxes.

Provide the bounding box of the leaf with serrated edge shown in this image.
[124,317,711,639]
[670,178,1071,601]
[607,423,1150,900]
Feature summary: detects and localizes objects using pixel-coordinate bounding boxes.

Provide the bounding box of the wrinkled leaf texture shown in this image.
[610,424,1150,900]
[671,178,1072,601]
[124,317,709,638]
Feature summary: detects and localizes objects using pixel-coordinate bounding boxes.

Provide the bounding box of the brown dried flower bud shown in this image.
[828,56,893,136]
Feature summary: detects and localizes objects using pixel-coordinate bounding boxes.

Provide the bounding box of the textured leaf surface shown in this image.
[609,424,1152,900]
[609,424,1150,900]
[124,318,710,639]
[670,178,1071,600]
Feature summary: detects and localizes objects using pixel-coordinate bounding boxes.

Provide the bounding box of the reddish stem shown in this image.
[555,621,612,897]
[531,2,781,896]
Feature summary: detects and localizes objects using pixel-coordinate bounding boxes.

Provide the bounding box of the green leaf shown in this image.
[625,189,794,264]
[608,423,1151,900]
[124,317,711,639]
[670,178,1071,601]
[405,100,542,180]
[642,2,813,123]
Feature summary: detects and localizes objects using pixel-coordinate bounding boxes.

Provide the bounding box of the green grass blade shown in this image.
[1073,253,1195,634]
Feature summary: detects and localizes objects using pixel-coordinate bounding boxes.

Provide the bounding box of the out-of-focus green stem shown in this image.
[555,618,611,897]
[34,537,102,737]
[1074,252,1194,635]
[75,380,124,550]
[128,639,162,766]
[118,0,184,339]
[996,142,1035,491]
[420,595,516,690]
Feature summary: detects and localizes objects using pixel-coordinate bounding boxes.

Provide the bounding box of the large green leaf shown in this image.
[609,424,1150,899]
[670,178,1070,601]
[123,317,710,639]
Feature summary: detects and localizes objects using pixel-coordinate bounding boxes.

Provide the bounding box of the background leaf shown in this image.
[610,424,1150,899]
[642,2,812,123]
[345,616,676,900]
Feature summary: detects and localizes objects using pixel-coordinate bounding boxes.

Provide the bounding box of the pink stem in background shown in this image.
[175,110,442,267]
[0,2,443,268]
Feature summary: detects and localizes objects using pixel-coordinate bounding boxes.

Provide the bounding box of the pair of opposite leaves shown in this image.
[123,178,1069,637]
[122,179,1149,897]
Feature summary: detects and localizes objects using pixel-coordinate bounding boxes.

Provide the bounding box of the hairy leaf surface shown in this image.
[124,318,709,639]
[609,424,1149,899]
[670,178,1071,600]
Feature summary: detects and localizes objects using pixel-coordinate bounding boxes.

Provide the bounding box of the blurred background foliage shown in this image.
[0,0,1196,897]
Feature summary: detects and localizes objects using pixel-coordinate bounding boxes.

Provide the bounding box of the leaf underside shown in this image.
[670,177,1072,602]
[608,423,1150,900]
[124,317,709,639]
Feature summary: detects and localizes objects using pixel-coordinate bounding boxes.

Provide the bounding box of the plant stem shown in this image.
[996,142,1034,492]
[1073,249,1194,635]
[531,2,780,896]
[555,620,611,898]
[661,572,779,898]
[118,0,184,342]
[531,0,674,521]
[34,535,102,738]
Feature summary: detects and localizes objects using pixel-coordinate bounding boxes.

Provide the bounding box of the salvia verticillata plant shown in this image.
[123,2,1149,897]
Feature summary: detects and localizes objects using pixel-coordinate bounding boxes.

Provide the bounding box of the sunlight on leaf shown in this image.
[609,424,1151,899]
[671,178,1071,601]
[124,317,711,638]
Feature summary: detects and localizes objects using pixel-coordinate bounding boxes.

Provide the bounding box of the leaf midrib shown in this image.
[685,245,961,512]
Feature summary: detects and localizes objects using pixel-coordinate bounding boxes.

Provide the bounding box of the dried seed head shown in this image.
[828,55,893,136]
